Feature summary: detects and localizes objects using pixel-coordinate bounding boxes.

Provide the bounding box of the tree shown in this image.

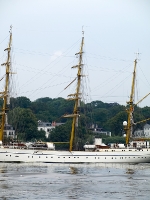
[35,130,47,141]
[105,111,127,136]
[93,108,109,127]
[10,97,31,109]
[49,121,71,149]
[5,95,150,144]
[8,107,38,141]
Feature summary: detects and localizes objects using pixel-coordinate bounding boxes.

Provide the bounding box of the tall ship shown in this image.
[0,27,150,163]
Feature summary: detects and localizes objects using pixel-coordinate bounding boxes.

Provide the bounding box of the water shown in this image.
[0,163,150,200]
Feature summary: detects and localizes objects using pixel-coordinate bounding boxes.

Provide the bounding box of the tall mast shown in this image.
[125,59,137,145]
[0,26,12,144]
[64,31,84,151]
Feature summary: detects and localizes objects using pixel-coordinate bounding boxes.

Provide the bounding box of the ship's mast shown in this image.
[0,26,12,144]
[123,58,150,143]
[64,31,84,151]
[125,59,137,145]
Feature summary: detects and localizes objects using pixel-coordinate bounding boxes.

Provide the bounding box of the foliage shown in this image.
[102,136,126,144]
[48,120,71,150]
[3,96,150,146]
[10,97,31,109]
[105,111,127,136]
[31,97,74,123]
[8,107,39,141]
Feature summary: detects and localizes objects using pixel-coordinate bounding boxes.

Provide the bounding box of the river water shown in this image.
[0,163,150,200]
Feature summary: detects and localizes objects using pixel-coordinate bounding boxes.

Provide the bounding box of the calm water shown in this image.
[0,163,150,200]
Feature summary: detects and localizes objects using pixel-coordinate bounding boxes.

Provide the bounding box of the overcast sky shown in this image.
[0,0,150,107]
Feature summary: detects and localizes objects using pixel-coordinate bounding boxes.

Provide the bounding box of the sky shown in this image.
[0,0,150,107]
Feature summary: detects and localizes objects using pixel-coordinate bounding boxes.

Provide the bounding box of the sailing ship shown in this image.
[0,27,150,163]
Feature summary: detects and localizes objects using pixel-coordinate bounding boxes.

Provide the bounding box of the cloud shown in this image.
[50,51,63,61]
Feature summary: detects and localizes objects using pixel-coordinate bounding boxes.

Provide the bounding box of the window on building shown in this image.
[46,124,51,126]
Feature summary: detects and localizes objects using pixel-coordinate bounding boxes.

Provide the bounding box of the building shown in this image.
[134,124,150,138]
[89,124,111,137]
[4,124,16,139]
[38,121,64,138]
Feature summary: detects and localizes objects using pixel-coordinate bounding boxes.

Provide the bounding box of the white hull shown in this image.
[0,147,150,163]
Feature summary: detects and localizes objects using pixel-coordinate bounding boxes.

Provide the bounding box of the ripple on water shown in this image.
[0,163,150,200]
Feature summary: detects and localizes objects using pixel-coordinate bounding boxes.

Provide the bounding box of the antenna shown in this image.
[134,50,141,61]
[9,25,12,33]
[82,26,84,37]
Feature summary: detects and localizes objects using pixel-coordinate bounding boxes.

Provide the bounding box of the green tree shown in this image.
[49,120,71,149]
[105,111,127,136]
[10,97,31,109]
[8,107,38,141]
[93,108,109,127]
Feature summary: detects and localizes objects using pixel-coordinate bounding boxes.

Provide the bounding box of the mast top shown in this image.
[9,25,12,33]
[134,51,141,61]
[82,26,84,37]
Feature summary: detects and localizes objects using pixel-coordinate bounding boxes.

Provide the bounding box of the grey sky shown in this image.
[0,0,150,107]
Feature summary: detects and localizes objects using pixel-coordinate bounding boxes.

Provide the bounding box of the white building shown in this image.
[90,128,111,137]
[38,121,64,138]
[143,124,150,137]
[4,124,16,139]
[134,124,150,138]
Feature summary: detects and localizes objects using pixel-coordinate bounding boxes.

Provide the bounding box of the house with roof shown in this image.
[3,124,16,139]
[89,124,111,137]
[37,121,64,138]
[134,124,150,138]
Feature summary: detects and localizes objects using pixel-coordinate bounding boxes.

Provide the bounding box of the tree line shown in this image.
[1,96,150,147]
